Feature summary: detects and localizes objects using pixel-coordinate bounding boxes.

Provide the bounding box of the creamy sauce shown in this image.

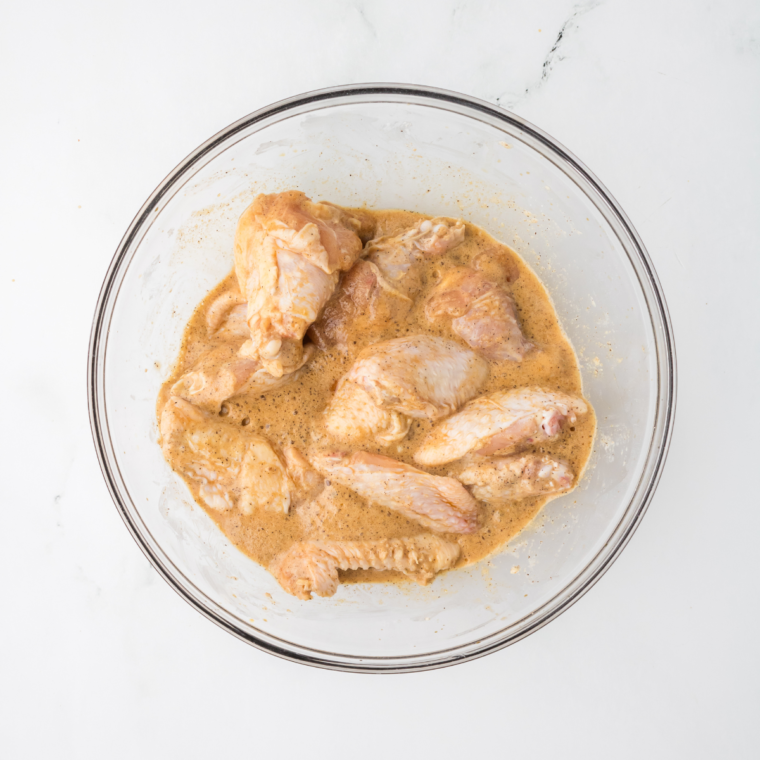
[157,209,596,587]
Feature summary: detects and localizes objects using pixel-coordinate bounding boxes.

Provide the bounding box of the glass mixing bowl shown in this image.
[88,84,676,672]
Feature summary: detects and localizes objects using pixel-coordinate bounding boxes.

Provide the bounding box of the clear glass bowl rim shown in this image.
[88,83,677,673]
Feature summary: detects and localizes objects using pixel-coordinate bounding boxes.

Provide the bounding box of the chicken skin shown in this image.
[323,335,488,445]
[369,216,465,260]
[343,335,488,420]
[159,397,321,514]
[323,380,411,445]
[414,387,588,466]
[205,289,249,339]
[234,191,370,377]
[170,341,314,414]
[458,454,574,502]
[272,535,461,600]
[307,259,385,351]
[282,446,325,506]
[425,263,532,361]
[309,217,465,351]
[311,451,480,534]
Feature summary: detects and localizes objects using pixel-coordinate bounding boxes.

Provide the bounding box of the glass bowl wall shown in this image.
[89,85,676,672]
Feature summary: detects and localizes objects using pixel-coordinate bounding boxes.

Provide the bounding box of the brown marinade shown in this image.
[157,208,596,586]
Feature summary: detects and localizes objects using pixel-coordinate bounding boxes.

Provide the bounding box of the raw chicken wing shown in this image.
[322,335,487,445]
[283,446,325,506]
[234,191,369,376]
[238,437,296,514]
[160,396,258,512]
[307,259,399,351]
[159,396,207,463]
[205,289,249,338]
[362,216,465,302]
[311,451,480,534]
[159,398,318,514]
[171,341,314,414]
[459,454,574,502]
[414,387,588,466]
[425,265,532,361]
[343,335,488,420]
[309,217,465,351]
[240,444,323,513]
[272,535,461,600]
[369,216,466,261]
[323,380,411,445]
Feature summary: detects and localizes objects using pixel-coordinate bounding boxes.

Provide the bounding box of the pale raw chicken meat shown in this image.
[234,191,371,377]
[364,216,466,301]
[205,289,248,338]
[241,444,323,514]
[238,437,296,514]
[282,446,325,506]
[323,380,411,445]
[272,535,461,600]
[159,398,319,514]
[311,451,480,534]
[159,396,207,463]
[294,486,340,540]
[343,335,488,420]
[170,341,314,414]
[160,396,257,512]
[414,387,589,466]
[212,301,250,341]
[458,454,574,502]
[425,263,532,361]
[309,217,465,351]
[369,216,466,262]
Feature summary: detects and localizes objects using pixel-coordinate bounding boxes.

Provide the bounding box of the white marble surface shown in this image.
[2,0,759,757]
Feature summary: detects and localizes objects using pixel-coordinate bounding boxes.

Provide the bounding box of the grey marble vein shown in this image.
[497,0,603,110]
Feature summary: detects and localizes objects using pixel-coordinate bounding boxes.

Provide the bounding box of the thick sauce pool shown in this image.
[157,209,596,587]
